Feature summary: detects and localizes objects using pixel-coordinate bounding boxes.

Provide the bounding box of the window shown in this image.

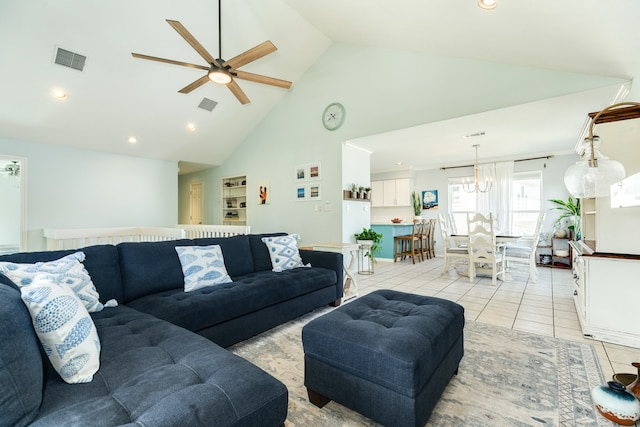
[448,178,476,234]
[511,171,542,236]
[448,171,541,235]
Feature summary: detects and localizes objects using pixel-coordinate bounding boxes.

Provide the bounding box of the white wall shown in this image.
[341,143,372,244]
[0,157,22,248]
[0,137,178,251]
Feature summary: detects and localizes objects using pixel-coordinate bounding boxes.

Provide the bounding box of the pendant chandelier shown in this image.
[462,144,492,193]
[564,102,638,198]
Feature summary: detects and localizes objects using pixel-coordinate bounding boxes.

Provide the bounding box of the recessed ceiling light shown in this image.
[396,161,404,166]
[186,122,196,131]
[128,136,137,144]
[52,89,68,100]
[478,0,496,10]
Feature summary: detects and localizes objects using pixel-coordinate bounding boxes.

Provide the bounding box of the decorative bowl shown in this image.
[555,249,569,257]
[391,218,402,224]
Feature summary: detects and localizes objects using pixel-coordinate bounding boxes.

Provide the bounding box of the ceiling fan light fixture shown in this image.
[208,69,232,85]
[478,0,497,10]
[52,88,68,100]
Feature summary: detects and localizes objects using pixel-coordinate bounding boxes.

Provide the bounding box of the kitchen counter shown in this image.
[371,223,414,259]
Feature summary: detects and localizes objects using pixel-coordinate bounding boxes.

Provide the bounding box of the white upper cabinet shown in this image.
[372,178,411,207]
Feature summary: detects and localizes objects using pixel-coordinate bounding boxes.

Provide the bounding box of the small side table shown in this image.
[358,241,374,275]
[312,243,360,300]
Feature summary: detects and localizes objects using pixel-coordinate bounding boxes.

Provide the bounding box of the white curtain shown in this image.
[476,161,514,234]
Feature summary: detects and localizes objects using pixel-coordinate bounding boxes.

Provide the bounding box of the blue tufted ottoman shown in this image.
[302,289,464,427]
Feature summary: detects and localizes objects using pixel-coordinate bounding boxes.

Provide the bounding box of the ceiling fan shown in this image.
[131,0,292,105]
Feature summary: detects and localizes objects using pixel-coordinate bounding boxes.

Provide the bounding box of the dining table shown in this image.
[450,234,521,280]
[451,234,521,244]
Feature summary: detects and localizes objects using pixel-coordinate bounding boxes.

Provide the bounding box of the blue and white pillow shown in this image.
[175,245,233,292]
[0,252,103,313]
[261,234,310,272]
[20,273,101,384]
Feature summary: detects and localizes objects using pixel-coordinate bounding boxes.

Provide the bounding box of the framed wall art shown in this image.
[309,183,321,200]
[295,184,307,201]
[422,190,438,210]
[294,165,306,182]
[308,163,321,180]
[258,182,270,205]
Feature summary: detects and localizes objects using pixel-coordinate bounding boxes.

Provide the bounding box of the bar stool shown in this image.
[393,219,422,264]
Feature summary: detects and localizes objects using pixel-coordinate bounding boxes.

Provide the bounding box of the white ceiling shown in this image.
[351,84,628,172]
[1,0,639,174]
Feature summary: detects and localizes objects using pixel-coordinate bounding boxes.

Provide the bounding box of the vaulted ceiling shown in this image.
[1,0,638,174]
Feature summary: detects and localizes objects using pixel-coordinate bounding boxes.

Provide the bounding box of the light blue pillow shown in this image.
[175,245,233,292]
[20,273,101,384]
[0,252,104,313]
[261,234,310,272]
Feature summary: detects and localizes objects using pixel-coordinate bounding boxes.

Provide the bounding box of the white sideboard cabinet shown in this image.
[571,245,640,349]
[569,111,640,349]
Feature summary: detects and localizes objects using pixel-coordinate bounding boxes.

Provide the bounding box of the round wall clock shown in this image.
[322,102,346,131]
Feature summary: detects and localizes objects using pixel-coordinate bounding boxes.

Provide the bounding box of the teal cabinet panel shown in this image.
[371,224,414,259]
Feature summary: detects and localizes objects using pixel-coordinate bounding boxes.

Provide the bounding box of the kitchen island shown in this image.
[371,223,414,260]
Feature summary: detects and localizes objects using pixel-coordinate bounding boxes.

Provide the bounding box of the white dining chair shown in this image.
[466,212,505,286]
[438,214,469,274]
[504,213,545,282]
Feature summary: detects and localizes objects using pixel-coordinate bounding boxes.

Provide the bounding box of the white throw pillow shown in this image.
[20,273,101,384]
[261,234,310,272]
[175,245,233,292]
[0,252,103,312]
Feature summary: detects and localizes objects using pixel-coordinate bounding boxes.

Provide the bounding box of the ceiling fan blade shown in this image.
[224,41,277,70]
[234,70,292,89]
[227,80,251,105]
[178,75,211,94]
[131,53,209,71]
[166,19,221,67]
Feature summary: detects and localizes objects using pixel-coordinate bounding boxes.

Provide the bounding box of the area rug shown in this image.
[229,308,614,427]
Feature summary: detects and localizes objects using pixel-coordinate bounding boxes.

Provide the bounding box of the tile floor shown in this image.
[352,256,640,382]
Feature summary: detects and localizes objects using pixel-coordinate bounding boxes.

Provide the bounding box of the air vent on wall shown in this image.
[54,47,86,71]
[198,97,218,112]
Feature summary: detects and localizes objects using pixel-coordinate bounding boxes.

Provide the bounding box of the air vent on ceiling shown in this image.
[463,131,486,138]
[54,47,86,71]
[198,97,218,112]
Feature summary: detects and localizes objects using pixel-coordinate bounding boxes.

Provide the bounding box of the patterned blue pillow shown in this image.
[261,234,310,272]
[175,245,233,292]
[0,252,103,312]
[20,273,101,384]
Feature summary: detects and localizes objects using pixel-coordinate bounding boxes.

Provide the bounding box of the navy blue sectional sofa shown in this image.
[0,233,344,427]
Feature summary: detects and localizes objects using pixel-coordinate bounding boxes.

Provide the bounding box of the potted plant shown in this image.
[358,186,365,199]
[549,196,581,240]
[363,186,371,200]
[411,191,422,219]
[354,228,382,262]
[349,183,358,199]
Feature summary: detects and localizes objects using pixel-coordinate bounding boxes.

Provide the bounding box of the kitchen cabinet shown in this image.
[371,178,411,207]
